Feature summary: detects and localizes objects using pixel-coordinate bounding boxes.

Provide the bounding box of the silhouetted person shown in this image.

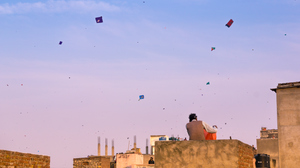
[148,157,154,164]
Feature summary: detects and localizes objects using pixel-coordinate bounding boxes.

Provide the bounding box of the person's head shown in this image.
[189,113,197,122]
[150,157,153,160]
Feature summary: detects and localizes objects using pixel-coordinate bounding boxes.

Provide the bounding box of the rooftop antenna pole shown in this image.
[146,138,149,155]
[105,138,108,156]
[112,139,114,156]
[134,135,137,149]
[98,137,100,156]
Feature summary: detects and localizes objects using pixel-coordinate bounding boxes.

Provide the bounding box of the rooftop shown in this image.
[271,81,300,92]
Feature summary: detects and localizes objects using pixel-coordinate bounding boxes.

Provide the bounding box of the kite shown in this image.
[59,41,63,45]
[225,19,234,28]
[95,16,103,23]
[206,82,210,85]
[211,47,215,51]
[138,95,144,101]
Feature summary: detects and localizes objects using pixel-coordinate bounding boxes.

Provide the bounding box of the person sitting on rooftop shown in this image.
[148,157,154,164]
[186,113,218,140]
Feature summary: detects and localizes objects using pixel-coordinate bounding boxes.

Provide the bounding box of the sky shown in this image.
[0,0,300,167]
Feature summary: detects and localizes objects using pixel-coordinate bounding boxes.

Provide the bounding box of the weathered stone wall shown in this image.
[274,83,300,168]
[125,164,155,168]
[73,156,111,168]
[257,138,279,168]
[155,140,254,168]
[116,154,143,168]
[0,149,50,168]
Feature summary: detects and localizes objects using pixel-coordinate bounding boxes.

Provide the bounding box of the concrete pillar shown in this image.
[146,138,149,154]
[105,138,108,156]
[112,139,114,156]
[151,146,154,155]
[134,135,137,149]
[271,82,300,168]
[98,137,100,156]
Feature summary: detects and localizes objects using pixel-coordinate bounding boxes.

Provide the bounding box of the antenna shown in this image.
[98,137,100,156]
[112,139,115,156]
[105,138,108,156]
[134,135,137,149]
[146,138,149,154]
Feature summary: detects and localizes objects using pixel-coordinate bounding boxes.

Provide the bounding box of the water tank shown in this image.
[255,154,270,168]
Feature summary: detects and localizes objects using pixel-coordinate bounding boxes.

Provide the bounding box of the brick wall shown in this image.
[238,142,255,168]
[0,150,50,168]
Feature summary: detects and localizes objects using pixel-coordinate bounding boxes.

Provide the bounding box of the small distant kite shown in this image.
[138,95,144,101]
[95,16,103,23]
[225,19,234,28]
[59,41,63,45]
[206,82,210,85]
[211,47,215,51]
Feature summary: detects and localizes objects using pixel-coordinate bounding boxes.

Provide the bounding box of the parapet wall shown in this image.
[116,154,143,168]
[155,140,254,168]
[73,156,111,168]
[0,149,50,168]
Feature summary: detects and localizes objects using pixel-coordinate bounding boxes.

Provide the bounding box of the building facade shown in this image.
[256,127,279,168]
[271,81,300,168]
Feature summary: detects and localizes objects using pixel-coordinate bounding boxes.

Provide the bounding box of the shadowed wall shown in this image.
[155,140,254,168]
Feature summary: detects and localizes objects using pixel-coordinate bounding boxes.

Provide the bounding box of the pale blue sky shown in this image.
[1,0,300,167]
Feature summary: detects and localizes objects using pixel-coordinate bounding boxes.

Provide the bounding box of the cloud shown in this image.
[0,0,120,14]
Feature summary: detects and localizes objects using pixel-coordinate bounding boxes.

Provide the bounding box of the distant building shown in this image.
[116,136,154,168]
[257,127,279,168]
[150,135,169,155]
[74,136,154,168]
[73,155,113,168]
[73,137,115,168]
[260,127,278,139]
[257,81,300,168]
[116,153,154,168]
